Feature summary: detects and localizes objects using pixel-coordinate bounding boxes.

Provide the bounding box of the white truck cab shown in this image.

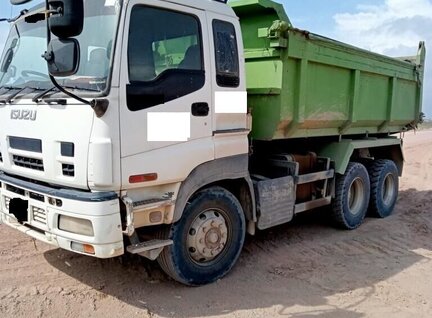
[0,0,252,285]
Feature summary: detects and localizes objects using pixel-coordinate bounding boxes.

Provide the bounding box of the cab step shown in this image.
[126,239,173,260]
[122,196,174,213]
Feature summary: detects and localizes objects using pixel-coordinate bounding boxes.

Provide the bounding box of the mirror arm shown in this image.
[1,9,29,23]
[45,8,62,17]
[47,74,91,105]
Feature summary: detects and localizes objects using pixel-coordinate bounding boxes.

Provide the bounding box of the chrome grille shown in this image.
[32,206,47,224]
[12,155,44,171]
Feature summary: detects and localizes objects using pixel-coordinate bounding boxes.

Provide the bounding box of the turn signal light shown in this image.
[83,244,95,255]
[129,173,158,184]
[71,242,95,255]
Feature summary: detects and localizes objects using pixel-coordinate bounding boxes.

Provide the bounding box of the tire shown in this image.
[367,159,399,218]
[157,187,246,286]
[331,162,370,230]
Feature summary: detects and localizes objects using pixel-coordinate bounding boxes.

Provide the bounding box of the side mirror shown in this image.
[0,49,13,73]
[48,0,84,38]
[1,38,17,73]
[45,39,80,77]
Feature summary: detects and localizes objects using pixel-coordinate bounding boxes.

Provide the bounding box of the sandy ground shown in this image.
[1,130,432,318]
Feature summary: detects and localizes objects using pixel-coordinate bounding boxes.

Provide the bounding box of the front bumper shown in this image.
[0,172,124,258]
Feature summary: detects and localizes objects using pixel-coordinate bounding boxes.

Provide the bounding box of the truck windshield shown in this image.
[0,0,121,94]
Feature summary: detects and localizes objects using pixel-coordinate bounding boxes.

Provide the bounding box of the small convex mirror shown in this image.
[0,39,18,73]
[48,0,84,38]
[45,39,80,77]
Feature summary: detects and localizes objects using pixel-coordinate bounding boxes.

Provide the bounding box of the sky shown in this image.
[0,0,431,116]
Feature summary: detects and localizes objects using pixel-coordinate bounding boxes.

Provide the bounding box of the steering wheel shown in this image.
[21,70,50,80]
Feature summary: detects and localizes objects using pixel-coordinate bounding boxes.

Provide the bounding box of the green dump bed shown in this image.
[231,0,426,140]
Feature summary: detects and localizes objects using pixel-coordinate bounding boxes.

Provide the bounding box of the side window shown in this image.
[212,20,239,87]
[127,6,205,111]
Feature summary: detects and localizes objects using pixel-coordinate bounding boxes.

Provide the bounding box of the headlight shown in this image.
[58,215,94,236]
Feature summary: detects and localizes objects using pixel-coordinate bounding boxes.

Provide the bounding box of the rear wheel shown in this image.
[157,187,246,286]
[331,162,370,230]
[367,159,399,218]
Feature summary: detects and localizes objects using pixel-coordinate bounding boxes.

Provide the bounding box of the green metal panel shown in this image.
[318,138,402,175]
[231,0,426,140]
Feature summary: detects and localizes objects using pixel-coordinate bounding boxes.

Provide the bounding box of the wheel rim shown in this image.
[382,173,396,206]
[348,177,365,215]
[187,209,229,265]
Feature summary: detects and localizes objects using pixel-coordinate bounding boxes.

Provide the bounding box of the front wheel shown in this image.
[157,187,246,286]
[331,162,370,230]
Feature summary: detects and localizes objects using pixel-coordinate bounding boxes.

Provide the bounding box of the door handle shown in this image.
[191,102,209,117]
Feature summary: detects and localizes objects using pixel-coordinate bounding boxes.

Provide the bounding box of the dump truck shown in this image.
[0,0,425,285]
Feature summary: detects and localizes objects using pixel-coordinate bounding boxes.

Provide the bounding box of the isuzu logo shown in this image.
[10,110,37,121]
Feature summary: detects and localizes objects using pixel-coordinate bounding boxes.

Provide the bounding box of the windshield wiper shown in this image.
[32,86,58,103]
[0,86,38,104]
[0,86,15,94]
[0,86,23,104]
[0,85,70,105]
[33,86,68,105]
[32,85,96,105]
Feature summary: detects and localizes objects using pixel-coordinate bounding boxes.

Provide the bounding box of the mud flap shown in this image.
[9,198,28,224]
[254,176,295,230]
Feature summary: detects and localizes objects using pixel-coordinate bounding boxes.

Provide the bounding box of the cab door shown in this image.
[205,12,249,159]
[119,0,213,168]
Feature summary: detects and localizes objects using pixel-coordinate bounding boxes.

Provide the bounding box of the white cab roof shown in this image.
[159,0,237,17]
